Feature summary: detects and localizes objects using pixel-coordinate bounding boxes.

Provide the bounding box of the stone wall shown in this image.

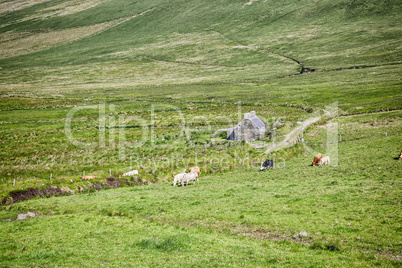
[233,119,261,140]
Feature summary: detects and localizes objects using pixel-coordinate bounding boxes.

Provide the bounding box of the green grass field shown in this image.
[0,110,401,266]
[0,0,401,266]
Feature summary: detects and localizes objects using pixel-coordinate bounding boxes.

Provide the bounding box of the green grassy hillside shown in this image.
[0,0,401,266]
[0,0,400,183]
[1,0,401,83]
[0,110,401,266]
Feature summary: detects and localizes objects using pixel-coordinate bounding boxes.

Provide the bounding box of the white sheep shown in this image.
[318,156,330,166]
[181,172,199,187]
[123,170,139,176]
[173,173,186,186]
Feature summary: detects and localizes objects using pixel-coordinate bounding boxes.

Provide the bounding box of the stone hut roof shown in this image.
[249,115,265,128]
[243,111,265,128]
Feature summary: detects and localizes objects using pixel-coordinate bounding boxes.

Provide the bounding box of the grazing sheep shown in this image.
[123,170,138,176]
[189,166,201,176]
[81,176,97,180]
[318,156,330,166]
[182,172,199,186]
[173,173,186,186]
[260,159,274,171]
[312,153,323,166]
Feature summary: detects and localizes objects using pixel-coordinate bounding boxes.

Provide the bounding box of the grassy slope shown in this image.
[0,0,400,113]
[0,1,400,180]
[0,0,401,266]
[0,110,401,267]
[0,66,400,185]
[0,1,400,110]
[1,0,401,71]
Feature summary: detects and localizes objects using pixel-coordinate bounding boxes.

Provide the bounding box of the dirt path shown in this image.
[264,116,321,154]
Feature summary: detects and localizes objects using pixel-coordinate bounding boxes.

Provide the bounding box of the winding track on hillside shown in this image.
[263,116,321,154]
[262,106,402,154]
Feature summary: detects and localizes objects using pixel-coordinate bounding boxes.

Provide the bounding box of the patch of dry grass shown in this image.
[0,57,295,94]
[1,0,109,27]
[0,19,121,60]
[0,0,51,15]
[127,31,298,70]
[40,0,108,17]
[0,31,33,43]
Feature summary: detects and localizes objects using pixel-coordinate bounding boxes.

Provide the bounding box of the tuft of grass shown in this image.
[133,234,191,252]
[309,239,342,252]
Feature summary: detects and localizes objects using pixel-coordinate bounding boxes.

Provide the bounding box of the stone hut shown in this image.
[227,111,265,140]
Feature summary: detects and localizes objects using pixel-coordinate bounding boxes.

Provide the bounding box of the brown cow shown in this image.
[81,176,97,180]
[189,166,201,176]
[399,151,402,160]
[312,153,322,166]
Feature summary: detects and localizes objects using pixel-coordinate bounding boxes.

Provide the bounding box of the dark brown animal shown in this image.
[189,166,201,176]
[312,153,323,166]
